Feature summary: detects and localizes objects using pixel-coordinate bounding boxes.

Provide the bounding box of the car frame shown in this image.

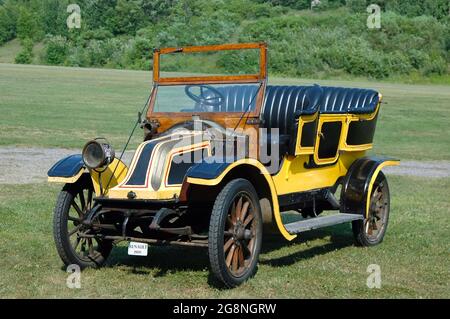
[48,42,399,287]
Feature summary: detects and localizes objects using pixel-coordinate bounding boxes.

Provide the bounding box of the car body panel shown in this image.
[48,154,84,180]
[107,132,211,200]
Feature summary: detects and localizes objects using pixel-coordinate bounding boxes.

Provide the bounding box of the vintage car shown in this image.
[48,43,399,287]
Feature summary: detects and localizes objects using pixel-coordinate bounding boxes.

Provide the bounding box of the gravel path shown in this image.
[0,147,448,185]
[0,147,134,185]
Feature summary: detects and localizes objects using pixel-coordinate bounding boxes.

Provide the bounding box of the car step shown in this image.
[284,213,363,235]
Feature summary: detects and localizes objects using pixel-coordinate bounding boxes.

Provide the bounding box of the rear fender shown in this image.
[341,156,400,218]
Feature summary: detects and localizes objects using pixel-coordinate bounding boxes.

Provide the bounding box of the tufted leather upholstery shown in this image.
[319,87,379,114]
[215,85,259,112]
[205,85,379,133]
[261,85,322,135]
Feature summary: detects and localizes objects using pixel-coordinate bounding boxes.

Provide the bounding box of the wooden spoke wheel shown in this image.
[53,176,112,268]
[352,172,390,246]
[224,193,257,277]
[209,179,262,288]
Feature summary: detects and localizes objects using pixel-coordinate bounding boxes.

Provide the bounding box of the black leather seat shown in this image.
[258,85,323,159]
[209,84,379,131]
[213,84,322,135]
[319,87,379,114]
[215,85,259,112]
[261,85,322,134]
[212,85,379,116]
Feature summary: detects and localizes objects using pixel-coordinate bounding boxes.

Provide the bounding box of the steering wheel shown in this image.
[185,85,224,111]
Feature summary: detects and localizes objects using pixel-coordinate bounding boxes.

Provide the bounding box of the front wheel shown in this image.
[53,176,112,269]
[352,172,390,246]
[208,179,263,288]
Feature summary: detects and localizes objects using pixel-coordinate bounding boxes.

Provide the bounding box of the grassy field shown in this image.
[0,176,448,298]
[0,40,21,63]
[0,40,43,65]
[0,63,450,160]
[0,63,449,298]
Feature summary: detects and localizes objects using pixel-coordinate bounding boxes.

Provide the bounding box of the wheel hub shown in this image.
[234,221,246,241]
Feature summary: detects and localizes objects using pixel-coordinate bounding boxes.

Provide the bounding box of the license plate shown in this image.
[128,241,148,256]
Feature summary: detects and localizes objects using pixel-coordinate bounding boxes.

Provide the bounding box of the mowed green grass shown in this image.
[0,63,449,160]
[0,175,448,298]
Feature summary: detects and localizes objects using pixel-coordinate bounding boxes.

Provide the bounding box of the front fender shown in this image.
[185,158,297,241]
[47,155,128,196]
[186,158,272,186]
[47,154,86,183]
[341,156,400,218]
[185,160,233,184]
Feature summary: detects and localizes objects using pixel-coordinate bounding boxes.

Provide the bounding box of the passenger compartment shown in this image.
[209,84,382,167]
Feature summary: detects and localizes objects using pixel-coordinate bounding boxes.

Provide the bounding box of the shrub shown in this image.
[125,37,154,70]
[225,0,287,19]
[384,51,413,75]
[15,37,33,64]
[422,56,447,76]
[82,29,114,41]
[346,0,367,13]
[217,50,260,74]
[386,0,449,20]
[64,46,88,68]
[44,36,68,65]
[78,38,130,68]
[259,0,312,10]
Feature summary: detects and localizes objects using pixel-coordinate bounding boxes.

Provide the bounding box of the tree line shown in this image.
[0,0,448,79]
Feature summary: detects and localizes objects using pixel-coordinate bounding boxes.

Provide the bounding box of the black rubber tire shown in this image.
[53,179,112,269]
[208,178,263,288]
[352,172,390,247]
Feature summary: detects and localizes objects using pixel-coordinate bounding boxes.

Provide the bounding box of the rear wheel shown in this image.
[208,179,263,288]
[53,176,112,268]
[352,172,390,246]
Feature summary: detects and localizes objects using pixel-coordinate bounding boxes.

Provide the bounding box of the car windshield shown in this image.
[152,83,261,113]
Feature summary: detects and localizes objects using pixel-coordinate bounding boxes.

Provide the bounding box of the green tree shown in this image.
[0,0,18,44]
[141,0,173,23]
[16,7,38,41]
[257,0,310,10]
[386,0,449,20]
[113,0,146,34]
[346,0,367,12]
[82,0,118,32]
[40,0,69,36]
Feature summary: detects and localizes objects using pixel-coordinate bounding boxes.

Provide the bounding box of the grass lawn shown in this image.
[0,63,449,160]
[0,175,448,298]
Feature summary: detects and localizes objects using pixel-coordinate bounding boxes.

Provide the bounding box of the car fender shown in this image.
[185,158,297,241]
[47,154,86,183]
[341,156,400,218]
[48,155,128,196]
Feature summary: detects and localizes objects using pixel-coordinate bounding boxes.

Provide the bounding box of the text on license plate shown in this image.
[128,241,148,256]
